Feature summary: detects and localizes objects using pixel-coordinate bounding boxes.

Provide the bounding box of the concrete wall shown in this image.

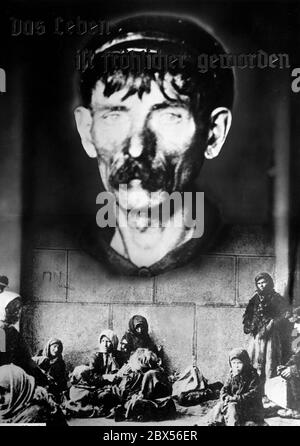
[0,67,23,293]
[22,224,275,383]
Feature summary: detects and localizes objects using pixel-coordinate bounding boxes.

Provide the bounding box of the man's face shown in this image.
[87,77,203,210]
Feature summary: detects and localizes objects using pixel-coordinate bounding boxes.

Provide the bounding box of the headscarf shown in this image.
[123,315,157,354]
[128,315,149,335]
[0,291,21,323]
[0,364,35,420]
[255,272,274,296]
[42,338,63,359]
[98,329,118,351]
[229,348,251,368]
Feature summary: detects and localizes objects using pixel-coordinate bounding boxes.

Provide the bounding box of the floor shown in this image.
[68,400,300,427]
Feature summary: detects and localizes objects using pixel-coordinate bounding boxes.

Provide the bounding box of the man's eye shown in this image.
[161,112,183,123]
[101,112,122,121]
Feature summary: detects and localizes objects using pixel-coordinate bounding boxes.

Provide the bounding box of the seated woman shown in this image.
[121,315,159,358]
[208,348,264,426]
[89,329,122,377]
[110,348,175,422]
[0,364,67,425]
[65,329,122,417]
[32,338,68,400]
[0,293,48,387]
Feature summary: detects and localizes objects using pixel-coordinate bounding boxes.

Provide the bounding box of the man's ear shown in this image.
[204,107,232,159]
[74,106,97,158]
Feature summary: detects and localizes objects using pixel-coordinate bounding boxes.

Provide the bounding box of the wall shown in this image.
[22,223,275,383]
[9,1,293,384]
[0,64,23,293]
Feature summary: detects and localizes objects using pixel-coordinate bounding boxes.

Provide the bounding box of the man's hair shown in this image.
[78,14,235,119]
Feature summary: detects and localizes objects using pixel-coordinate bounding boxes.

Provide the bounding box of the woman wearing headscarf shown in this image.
[0,364,67,425]
[32,338,67,399]
[0,293,48,387]
[121,315,158,357]
[243,272,290,382]
[65,329,122,417]
[89,329,121,376]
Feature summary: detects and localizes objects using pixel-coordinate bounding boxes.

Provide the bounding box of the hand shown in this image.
[281,367,292,379]
[277,365,286,375]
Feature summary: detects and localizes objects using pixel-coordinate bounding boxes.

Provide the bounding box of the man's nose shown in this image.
[128,133,144,158]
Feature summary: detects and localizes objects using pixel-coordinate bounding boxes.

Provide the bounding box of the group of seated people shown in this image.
[1,290,300,426]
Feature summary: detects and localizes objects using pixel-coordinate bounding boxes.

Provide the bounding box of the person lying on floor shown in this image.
[32,338,68,402]
[0,364,67,425]
[108,348,175,422]
[273,307,300,420]
[208,348,265,426]
[64,329,122,417]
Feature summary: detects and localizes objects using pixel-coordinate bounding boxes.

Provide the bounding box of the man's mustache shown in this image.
[109,158,173,192]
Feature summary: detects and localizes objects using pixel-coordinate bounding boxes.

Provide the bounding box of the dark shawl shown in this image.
[243,274,288,336]
[221,348,264,422]
[122,315,158,355]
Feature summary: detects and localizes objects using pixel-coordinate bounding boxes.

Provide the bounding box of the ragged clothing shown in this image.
[243,272,290,379]
[0,364,67,425]
[64,329,122,417]
[32,338,68,398]
[209,348,264,426]
[0,293,48,387]
[108,348,174,422]
[121,315,158,357]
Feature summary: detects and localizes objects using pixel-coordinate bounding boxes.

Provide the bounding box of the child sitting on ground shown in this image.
[208,348,264,426]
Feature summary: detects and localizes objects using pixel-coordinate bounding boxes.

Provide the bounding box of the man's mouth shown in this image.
[109,162,172,193]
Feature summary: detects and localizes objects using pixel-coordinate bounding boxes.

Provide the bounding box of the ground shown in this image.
[68,400,300,427]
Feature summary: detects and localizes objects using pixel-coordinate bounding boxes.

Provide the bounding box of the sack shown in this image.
[172,365,207,397]
[177,388,213,406]
[265,376,293,409]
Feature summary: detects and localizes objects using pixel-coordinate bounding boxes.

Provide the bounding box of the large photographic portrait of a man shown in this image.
[0,0,299,428]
